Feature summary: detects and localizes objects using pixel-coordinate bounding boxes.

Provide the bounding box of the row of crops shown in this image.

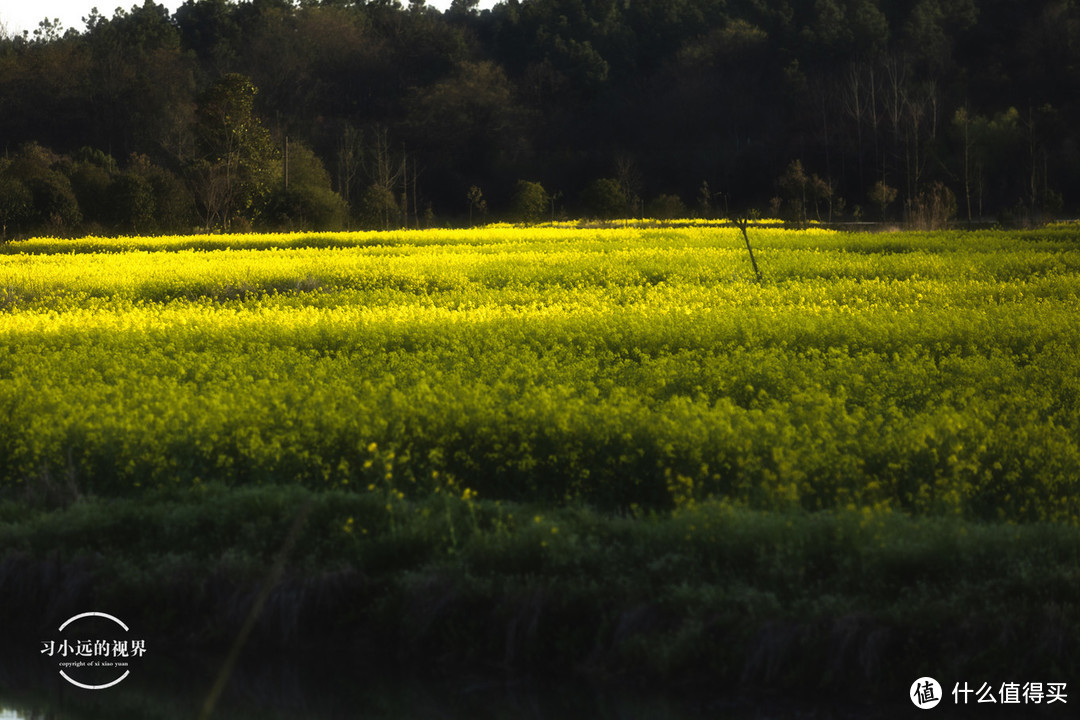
[2,224,1078,522]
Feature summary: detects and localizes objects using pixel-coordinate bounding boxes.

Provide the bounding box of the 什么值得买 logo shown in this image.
[41,611,146,690]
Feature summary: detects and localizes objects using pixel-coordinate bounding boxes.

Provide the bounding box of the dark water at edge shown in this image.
[1,645,1053,720]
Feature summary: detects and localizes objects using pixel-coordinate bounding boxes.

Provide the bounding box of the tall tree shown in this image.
[191,73,277,230]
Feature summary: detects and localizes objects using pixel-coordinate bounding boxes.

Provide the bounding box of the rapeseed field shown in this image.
[2,223,1078,522]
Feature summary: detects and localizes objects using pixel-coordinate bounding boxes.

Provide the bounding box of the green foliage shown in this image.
[868,180,898,221]
[0,144,200,238]
[110,172,156,233]
[358,184,400,230]
[580,178,626,219]
[25,171,81,231]
[404,60,524,177]
[4,485,1080,694]
[0,176,32,239]
[777,160,835,224]
[142,162,199,233]
[68,160,115,230]
[510,180,549,223]
[1,144,80,233]
[646,193,687,220]
[265,142,347,231]
[3,0,1080,225]
[192,73,279,230]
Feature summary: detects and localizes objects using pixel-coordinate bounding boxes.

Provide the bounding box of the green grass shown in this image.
[3,484,1079,694]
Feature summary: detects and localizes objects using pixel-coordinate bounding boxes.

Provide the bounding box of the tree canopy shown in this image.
[1,0,1078,235]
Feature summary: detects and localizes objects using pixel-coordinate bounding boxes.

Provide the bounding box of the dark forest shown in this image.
[1,0,1078,236]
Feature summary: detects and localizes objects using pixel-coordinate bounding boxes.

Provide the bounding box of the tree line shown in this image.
[1,0,1078,237]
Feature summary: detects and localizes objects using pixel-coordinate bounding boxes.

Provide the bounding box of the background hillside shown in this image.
[1,0,1078,235]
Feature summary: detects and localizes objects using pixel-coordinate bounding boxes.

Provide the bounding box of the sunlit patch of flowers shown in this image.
[1,225,1078,523]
